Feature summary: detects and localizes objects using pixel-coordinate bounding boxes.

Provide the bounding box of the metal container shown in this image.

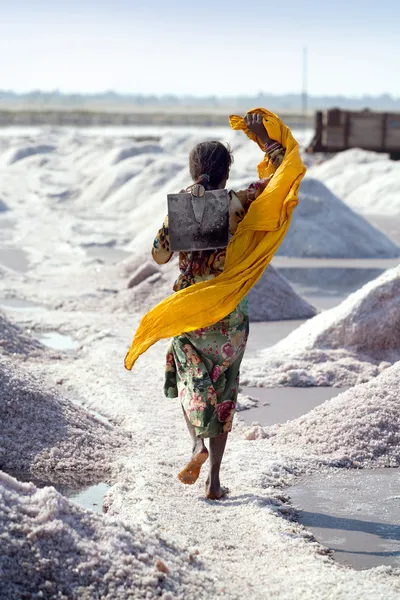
[167,186,229,252]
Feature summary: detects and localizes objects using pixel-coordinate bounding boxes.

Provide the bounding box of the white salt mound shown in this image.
[121,259,317,322]
[249,265,317,320]
[77,155,156,207]
[242,265,400,387]
[1,144,56,166]
[0,311,44,357]
[108,141,163,165]
[0,472,213,599]
[0,355,126,475]
[277,177,400,258]
[308,148,400,217]
[268,360,400,466]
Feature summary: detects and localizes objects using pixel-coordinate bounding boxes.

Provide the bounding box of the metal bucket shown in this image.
[167,186,229,252]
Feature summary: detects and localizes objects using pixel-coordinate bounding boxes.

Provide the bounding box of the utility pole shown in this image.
[302,46,308,119]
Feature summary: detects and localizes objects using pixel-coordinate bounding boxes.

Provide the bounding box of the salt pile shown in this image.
[276,178,400,258]
[0,471,213,599]
[241,265,400,387]
[249,265,316,320]
[264,360,400,467]
[120,258,317,322]
[308,149,400,216]
[0,355,126,475]
[0,310,44,357]
[0,143,56,166]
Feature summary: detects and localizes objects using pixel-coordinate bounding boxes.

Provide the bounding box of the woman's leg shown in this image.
[206,432,229,500]
[178,407,209,485]
[182,406,208,456]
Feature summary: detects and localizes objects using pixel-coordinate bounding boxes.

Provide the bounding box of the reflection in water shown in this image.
[290,468,400,570]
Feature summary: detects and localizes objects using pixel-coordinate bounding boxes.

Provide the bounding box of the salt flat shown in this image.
[0,126,399,599]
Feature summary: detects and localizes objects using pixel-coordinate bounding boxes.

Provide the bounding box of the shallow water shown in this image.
[3,470,111,514]
[0,217,15,242]
[239,386,346,426]
[85,245,131,264]
[280,266,386,311]
[246,320,306,357]
[273,257,400,269]
[67,482,111,513]
[0,247,30,272]
[0,297,46,312]
[34,331,79,351]
[290,468,400,570]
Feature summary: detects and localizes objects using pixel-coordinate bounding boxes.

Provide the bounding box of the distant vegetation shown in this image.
[1,90,399,127]
[2,90,400,111]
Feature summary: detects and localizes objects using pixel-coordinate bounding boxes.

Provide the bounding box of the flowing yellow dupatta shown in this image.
[125,109,306,370]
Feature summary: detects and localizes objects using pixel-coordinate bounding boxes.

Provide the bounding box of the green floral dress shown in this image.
[164,297,249,438]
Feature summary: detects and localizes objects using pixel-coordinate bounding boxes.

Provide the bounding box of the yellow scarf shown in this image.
[124,109,306,370]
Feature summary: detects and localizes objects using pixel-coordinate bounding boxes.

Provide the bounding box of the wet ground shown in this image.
[239,386,346,427]
[290,468,400,570]
[34,330,79,351]
[4,470,111,514]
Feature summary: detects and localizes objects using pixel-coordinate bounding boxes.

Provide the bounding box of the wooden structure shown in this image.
[307,108,400,159]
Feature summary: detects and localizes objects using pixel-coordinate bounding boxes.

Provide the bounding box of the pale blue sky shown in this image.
[1,0,399,96]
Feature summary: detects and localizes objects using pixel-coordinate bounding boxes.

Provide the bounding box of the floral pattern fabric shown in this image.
[165,297,249,438]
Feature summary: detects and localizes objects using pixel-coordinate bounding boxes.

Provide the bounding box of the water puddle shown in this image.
[0,247,30,272]
[239,386,346,426]
[0,297,46,313]
[0,217,15,242]
[4,469,111,513]
[279,267,386,311]
[34,331,79,352]
[247,320,306,357]
[67,482,111,513]
[85,245,130,264]
[290,468,400,570]
[273,257,400,269]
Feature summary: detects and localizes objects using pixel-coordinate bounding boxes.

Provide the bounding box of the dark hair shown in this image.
[189,141,233,190]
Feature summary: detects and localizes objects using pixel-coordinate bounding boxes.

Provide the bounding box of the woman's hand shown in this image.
[244,113,272,145]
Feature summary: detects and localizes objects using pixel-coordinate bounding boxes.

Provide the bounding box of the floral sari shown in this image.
[164,297,249,438]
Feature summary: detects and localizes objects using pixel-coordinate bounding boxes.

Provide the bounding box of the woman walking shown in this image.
[152,114,286,499]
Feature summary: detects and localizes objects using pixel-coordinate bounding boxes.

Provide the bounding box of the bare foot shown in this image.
[178,448,209,485]
[205,478,229,500]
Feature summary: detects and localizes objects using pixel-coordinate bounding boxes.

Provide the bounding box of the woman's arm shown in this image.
[245,113,286,168]
[152,216,174,265]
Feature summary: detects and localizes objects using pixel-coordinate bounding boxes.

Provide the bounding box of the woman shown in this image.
[152,114,285,500]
